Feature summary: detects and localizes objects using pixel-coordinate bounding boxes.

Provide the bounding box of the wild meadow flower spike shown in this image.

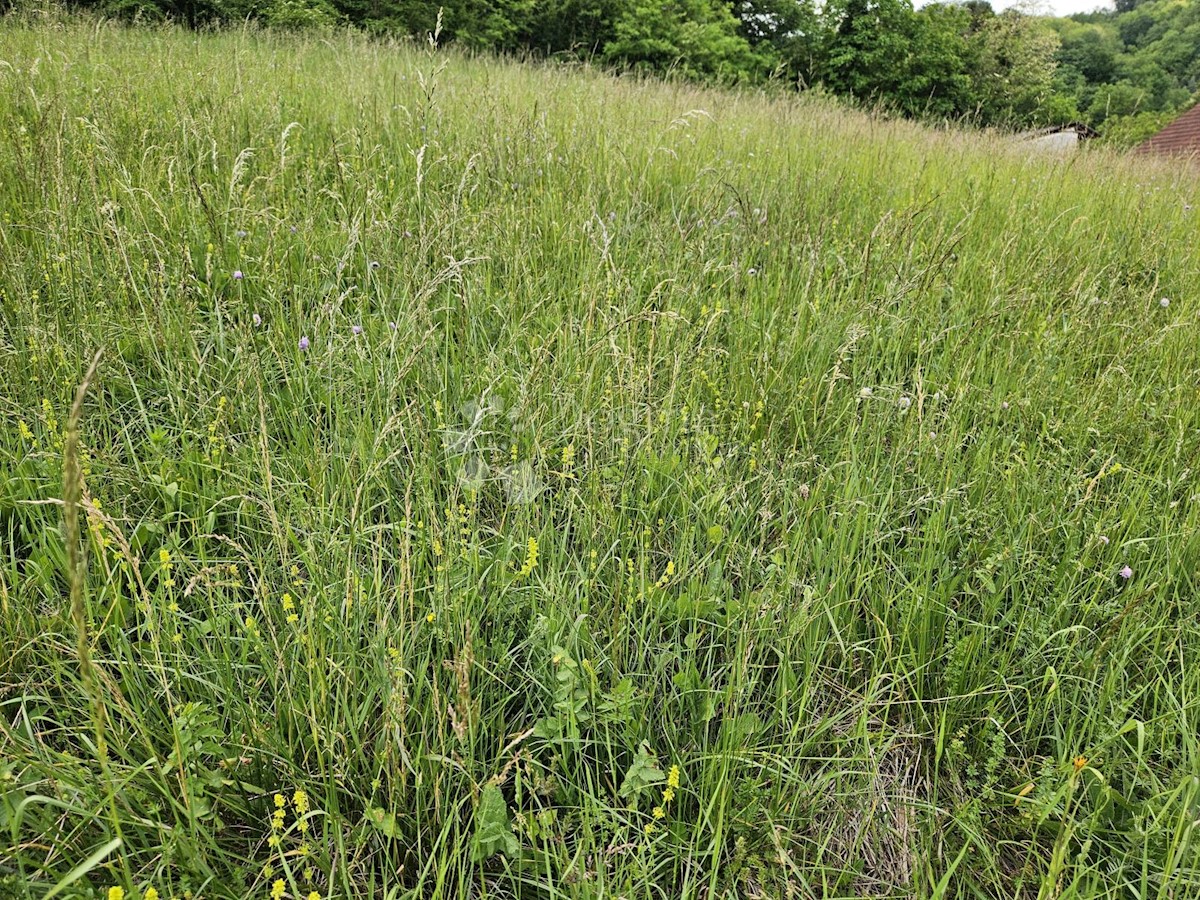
[233,270,244,280]
[1160,297,1170,308]
[107,889,125,900]
[1119,565,1133,580]
[516,537,539,576]
[299,336,310,351]
[352,324,363,335]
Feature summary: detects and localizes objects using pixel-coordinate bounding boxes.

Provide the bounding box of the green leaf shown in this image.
[472,783,519,861]
[366,806,401,838]
[618,741,666,801]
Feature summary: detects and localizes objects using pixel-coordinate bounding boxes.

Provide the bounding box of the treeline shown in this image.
[58,0,1200,140]
[1052,0,1200,143]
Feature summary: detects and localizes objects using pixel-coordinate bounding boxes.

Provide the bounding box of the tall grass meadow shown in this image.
[1,13,1199,899]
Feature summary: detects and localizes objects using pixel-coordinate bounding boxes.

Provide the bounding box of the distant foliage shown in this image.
[599,0,771,80]
[262,0,339,28]
[47,0,1200,133]
[1051,0,1200,143]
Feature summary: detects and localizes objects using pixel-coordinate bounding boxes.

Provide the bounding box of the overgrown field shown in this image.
[2,18,1199,900]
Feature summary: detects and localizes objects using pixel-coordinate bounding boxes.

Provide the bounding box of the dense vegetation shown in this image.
[48,0,1200,142]
[2,15,1200,900]
[1051,0,1200,143]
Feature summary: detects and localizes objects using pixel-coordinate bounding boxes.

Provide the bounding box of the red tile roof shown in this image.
[1137,102,1200,157]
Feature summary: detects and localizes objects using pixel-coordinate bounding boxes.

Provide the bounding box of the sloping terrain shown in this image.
[1,19,1199,900]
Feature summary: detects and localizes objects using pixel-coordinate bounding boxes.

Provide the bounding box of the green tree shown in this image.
[602,0,769,81]
[1088,80,1152,124]
[969,10,1064,126]
[820,0,974,120]
[729,0,822,81]
[1056,21,1121,83]
[517,0,624,55]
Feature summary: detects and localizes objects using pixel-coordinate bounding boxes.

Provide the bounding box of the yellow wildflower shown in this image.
[108,889,125,900]
[517,537,539,576]
[274,793,286,808]
[270,878,286,900]
[655,559,676,589]
[293,790,309,814]
[643,822,656,835]
[145,889,160,900]
[653,806,665,819]
[667,765,680,789]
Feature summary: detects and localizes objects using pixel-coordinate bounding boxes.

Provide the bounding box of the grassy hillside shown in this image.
[1,17,1199,900]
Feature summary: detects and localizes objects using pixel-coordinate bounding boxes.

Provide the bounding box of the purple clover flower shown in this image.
[232,270,244,280]
[1119,565,1133,580]
[352,325,363,336]
[252,313,262,327]
[299,336,310,351]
